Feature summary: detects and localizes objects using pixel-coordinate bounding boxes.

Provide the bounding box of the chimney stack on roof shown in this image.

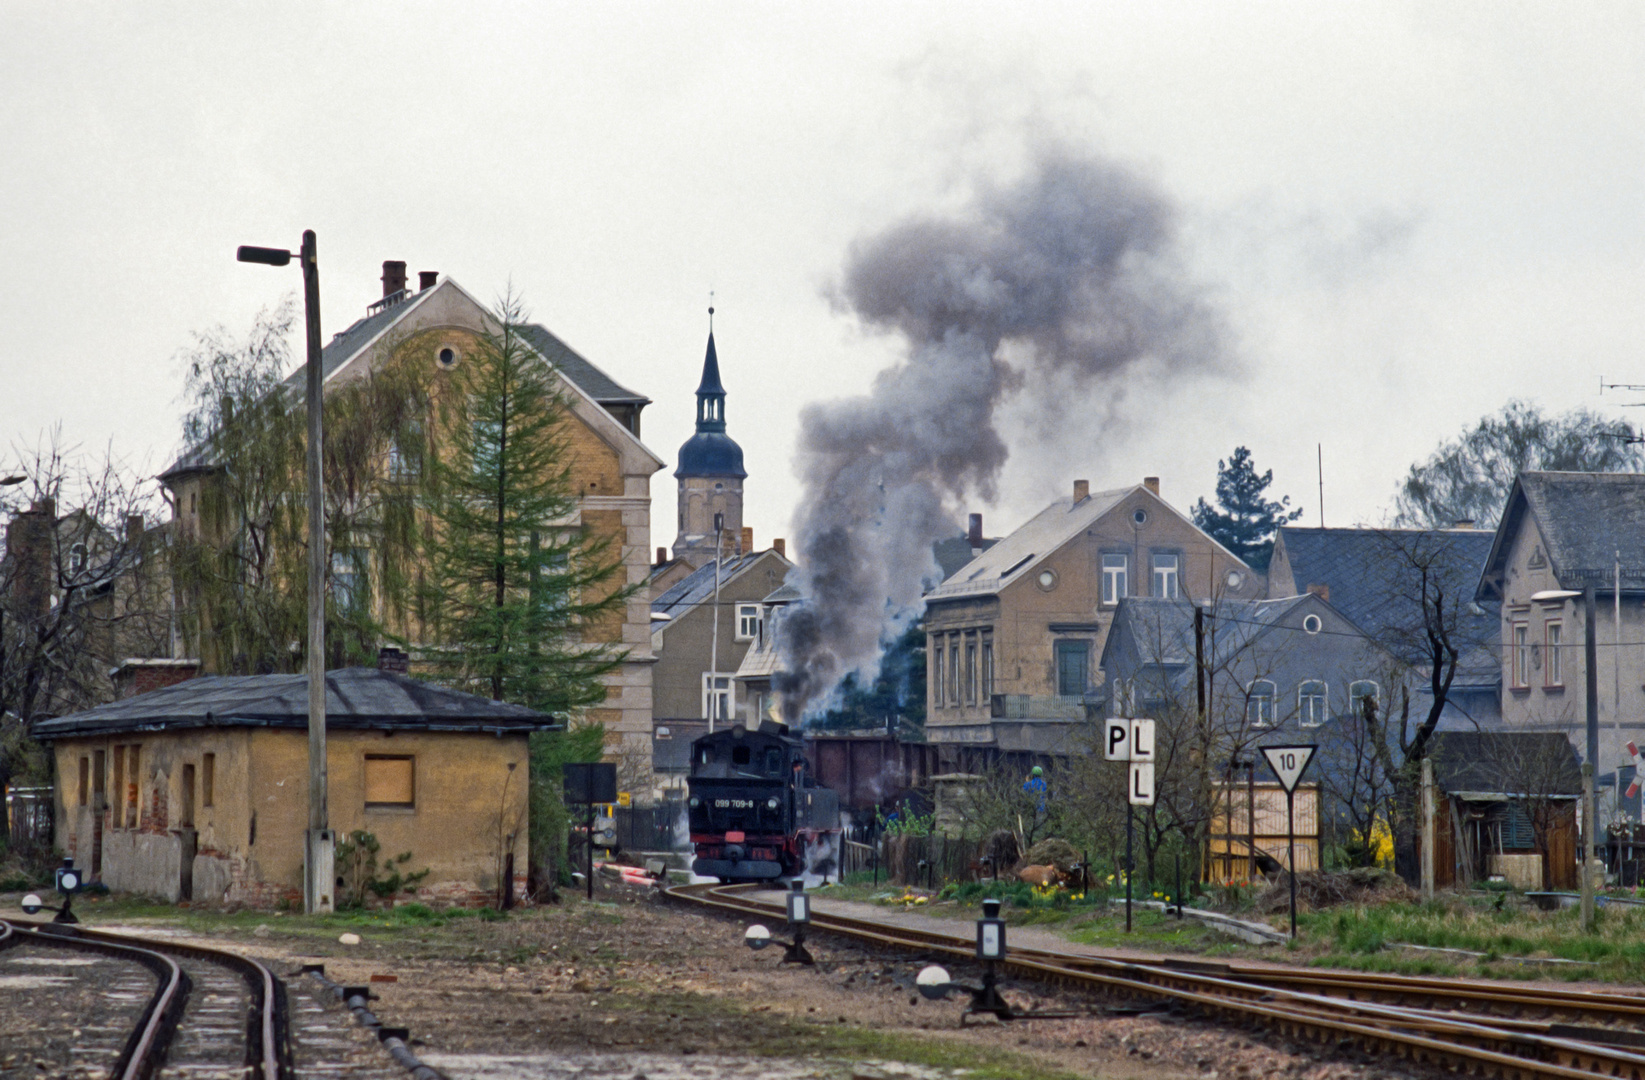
[740,526,754,555]
[657,546,668,566]
[1073,479,1089,503]
[1306,583,1330,601]
[381,260,408,298]
[418,270,438,291]
[774,538,786,558]
[377,646,410,674]
[1143,476,1160,496]
[968,513,983,552]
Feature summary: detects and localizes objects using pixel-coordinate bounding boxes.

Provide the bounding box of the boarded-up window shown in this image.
[364,756,415,807]
[127,745,140,828]
[202,753,215,808]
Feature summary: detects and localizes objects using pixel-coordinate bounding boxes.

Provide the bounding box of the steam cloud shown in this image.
[774,150,1225,722]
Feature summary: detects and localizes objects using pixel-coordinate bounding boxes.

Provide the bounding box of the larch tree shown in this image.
[1191,447,1303,572]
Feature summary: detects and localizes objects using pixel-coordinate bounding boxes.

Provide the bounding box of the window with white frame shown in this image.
[1151,553,1179,599]
[1348,680,1379,720]
[1299,680,1328,727]
[735,603,763,643]
[1544,620,1562,687]
[1101,553,1128,606]
[701,673,732,721]
[932,640,945,707]
[1512,623,1530,688]
[331,549,367,611]
[981,637,993,700]
[1246,679,1275,727]
[69,542,88,575]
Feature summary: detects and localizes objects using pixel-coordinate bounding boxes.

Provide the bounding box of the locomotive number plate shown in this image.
[714,799,754,808]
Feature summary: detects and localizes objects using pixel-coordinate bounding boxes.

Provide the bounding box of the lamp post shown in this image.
[237,232,332,914]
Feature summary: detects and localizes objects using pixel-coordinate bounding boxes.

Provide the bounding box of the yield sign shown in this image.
[1261,744,1318,793]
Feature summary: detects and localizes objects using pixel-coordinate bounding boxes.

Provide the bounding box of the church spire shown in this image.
[695,305,727,432]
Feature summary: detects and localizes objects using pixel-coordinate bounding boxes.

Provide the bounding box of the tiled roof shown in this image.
[1105,595,1317,667]
[163,286,648,480]
[927,486,1132,600]
[1513,472,1645,586]
[518,324,651,406]
[1278,526,1499,687]
[30,667,558,739]
[650,553,769,619]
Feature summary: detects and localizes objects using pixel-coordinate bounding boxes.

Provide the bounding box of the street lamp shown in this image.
[237,230,332,914]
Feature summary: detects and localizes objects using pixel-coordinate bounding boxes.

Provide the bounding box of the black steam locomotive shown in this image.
[687,720,840,881]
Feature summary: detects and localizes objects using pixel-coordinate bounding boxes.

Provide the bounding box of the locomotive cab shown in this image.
[687,720,839,880]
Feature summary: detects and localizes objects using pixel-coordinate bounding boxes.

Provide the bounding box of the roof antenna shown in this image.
[708,290,715,332]
[1317,443,1325,529]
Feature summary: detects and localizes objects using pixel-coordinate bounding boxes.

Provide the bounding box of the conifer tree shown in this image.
[416,293,631,713]
[1190,447,1302,572]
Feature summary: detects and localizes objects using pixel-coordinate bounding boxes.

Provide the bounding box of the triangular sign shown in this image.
[1261,744,1318,794]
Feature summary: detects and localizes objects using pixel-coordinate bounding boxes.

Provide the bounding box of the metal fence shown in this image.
[615,805,680,853]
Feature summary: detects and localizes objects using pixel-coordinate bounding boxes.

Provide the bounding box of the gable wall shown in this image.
[925,488,1260,740]
[651,553,791,723]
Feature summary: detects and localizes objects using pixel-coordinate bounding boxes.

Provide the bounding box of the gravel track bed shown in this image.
[0,941,158,1078]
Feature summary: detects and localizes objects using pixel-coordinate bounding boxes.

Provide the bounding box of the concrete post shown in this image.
[1420,756,1435,901]
[301,229,333,915]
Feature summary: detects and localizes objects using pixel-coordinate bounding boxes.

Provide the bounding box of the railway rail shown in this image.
[0,917,290,1080]
[667,880,1645,1080]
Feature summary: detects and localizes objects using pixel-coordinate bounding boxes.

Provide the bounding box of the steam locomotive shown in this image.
[687,720,840,881]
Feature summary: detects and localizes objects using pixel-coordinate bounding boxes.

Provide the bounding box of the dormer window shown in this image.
[69,543,88,575]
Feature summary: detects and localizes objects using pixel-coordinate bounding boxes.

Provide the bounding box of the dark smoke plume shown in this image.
[774,150,1224,722]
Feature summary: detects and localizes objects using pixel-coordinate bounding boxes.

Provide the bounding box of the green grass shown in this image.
[1297,896,1645,983]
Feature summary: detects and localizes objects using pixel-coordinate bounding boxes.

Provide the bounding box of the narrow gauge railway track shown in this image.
[0,918,290,1080]
[667,882,1645,1080]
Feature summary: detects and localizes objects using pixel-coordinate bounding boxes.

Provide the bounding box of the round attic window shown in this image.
[1036,569,1058,591]
[437,346,458,368]
[1303,614,1323,635]
[1132,508,1147,526]
[1226,570,1243,589]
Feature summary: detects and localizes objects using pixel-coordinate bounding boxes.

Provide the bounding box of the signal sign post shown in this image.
[1260,744,1317,939]
[1107,718,1156,933]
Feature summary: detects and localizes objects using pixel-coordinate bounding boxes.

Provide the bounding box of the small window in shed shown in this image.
[364,756,415,808]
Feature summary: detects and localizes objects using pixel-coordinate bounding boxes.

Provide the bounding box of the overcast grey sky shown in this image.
[3,3,1642,548]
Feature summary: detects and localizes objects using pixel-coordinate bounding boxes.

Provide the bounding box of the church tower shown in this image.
[672,311,746,565]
